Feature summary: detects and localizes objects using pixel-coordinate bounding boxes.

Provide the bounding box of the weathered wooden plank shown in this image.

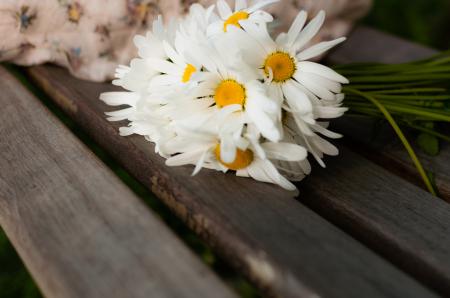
[0,67,236,298]
[331,117,450,200]
[292,26,450,294]
[24,63,440,297]
[300,145,450,295]
[327,26,450,200]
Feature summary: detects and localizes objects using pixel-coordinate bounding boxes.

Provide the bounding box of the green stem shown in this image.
[346,98,447,110]
[345,87,438,196]
[346,81,443,90]
[348,74,450,83]
[378,105,450,120]
[403,66,450,74]
[370,88,446,94]
[366,94,450,101]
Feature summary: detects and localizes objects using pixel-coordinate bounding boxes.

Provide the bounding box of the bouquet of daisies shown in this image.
[100,0,351,191]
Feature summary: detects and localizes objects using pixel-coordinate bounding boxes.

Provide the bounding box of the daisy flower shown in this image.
[112,16,177,92]
[146,38,202,95]
[133,15,177,60]
[207,0,278,35]
[165,121,306,191]
[182,3,217,35]
[223,10,349,167]
[182,40,284,159]
[143,6,217,96]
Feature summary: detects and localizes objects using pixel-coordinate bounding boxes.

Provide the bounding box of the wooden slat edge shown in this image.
[0,67,236,298]
[24,64,440,297]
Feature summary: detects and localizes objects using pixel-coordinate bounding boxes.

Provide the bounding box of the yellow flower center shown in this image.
[215,144,254,170]
[263,52,296,82]
[214,79,246,108]
[223,11,249,32]
[182,64,196,83]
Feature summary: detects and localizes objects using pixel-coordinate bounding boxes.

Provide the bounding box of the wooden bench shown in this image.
[0,25,449,298]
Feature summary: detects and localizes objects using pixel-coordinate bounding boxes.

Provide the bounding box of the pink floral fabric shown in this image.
[0,0,371,82]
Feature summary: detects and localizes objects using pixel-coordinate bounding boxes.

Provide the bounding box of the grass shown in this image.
[1,0,449,297]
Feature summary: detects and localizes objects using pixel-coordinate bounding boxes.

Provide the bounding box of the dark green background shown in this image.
[1,0,449,297]
[364,0,450,50]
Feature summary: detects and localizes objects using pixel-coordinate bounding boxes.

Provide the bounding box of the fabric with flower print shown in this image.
[0,0,371,82]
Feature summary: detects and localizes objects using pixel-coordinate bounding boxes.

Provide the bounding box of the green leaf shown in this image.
[417,133,440,155]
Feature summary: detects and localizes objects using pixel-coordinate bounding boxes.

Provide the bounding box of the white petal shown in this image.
[293,116,315,136]
[149,74,179,88]
[223,26,267,65]
[235,0,247,11]
[240,20,276,53]
[300,159,312,175]
[297,37,346,61]
[192,149,210,176]
[282,81,313,114]
[275,32,288,45]
[217,0,232,19]
[236,168,250,177]
[336,93,345,103]
[312,137,339,156]
[163,41,185,66]
[99,92,140,106]
[293,10,325,52]
[261,142,307,161]
[166,148,209,166]
[248,10,273,23]
[306,72,342,93]
[148,58,183,75]
[220,134,237,163]
[216,104,243,125]
[246,0,279,13]
[294,72,336,101]
[246,102,281,142]
[207,20,224,36]
[287,11,307,47]
[248,159,297,191]
[297,61,349,84]
[105,107,135,121]
[133,34,165,59]
[314,106,348,119]
[273,160,306,181]
[119,126,138,136]
[311,123,343,139]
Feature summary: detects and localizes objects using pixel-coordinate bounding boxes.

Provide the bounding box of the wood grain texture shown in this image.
[24,64,440,296]
[0,67,236,298]
[327,26,450,200]
[300,145,450,295]
[300,25,450,294]
[331,117,450,200]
